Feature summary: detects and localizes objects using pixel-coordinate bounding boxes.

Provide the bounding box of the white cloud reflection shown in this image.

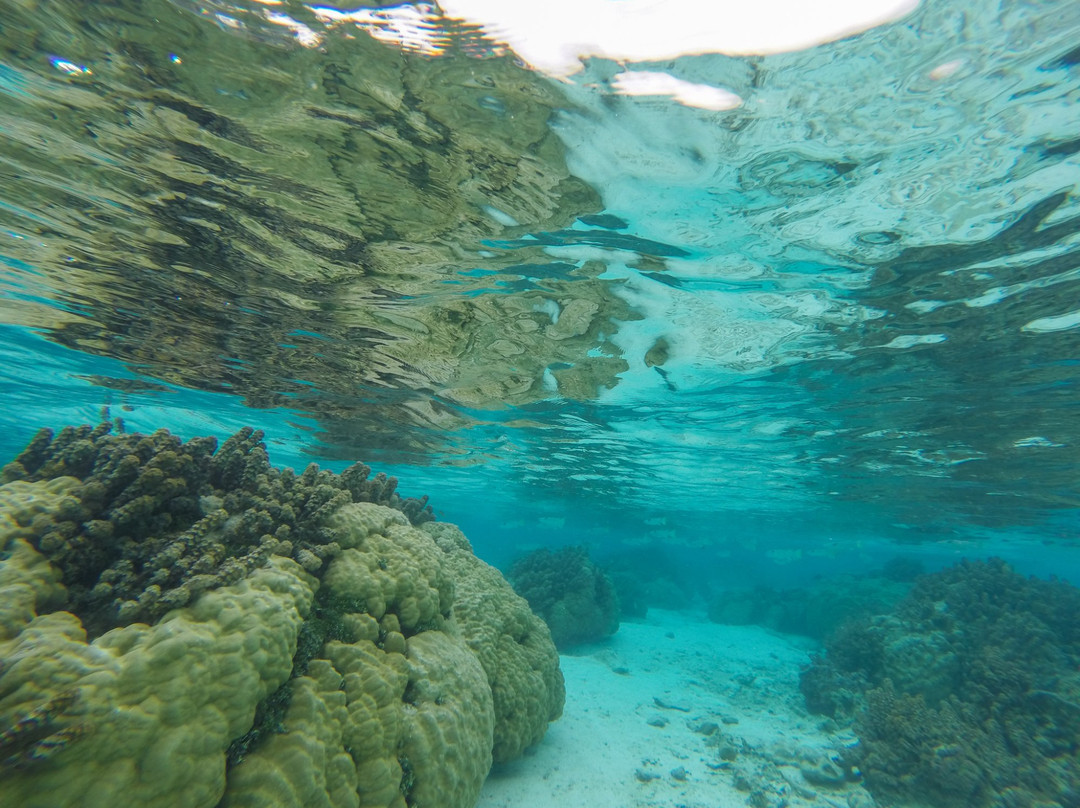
[308,3,450,54]
[438,0,921,76]
[210,0,921,109]
[611,71,742,110]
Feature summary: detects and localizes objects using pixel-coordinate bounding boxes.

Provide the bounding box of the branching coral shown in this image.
[0,423,433,634]
[800,558,1080,808]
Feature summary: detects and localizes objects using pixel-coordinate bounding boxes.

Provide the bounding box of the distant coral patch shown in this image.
[800,558,1080,808]
[508,545,619,649]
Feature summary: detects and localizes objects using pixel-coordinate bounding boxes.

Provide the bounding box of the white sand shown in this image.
[478,610,876,808]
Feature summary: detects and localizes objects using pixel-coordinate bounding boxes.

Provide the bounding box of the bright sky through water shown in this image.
[438,0,923,74]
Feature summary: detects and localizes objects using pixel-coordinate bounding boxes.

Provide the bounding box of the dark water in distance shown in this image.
[2,0,1080,579]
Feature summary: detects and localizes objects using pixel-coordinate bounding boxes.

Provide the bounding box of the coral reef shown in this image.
[800,558,1080,808]
[0,423,432,635]
[600,547,697,618]
[708,569,912,641]
[508,546,619,649]
[425,522,564,763]
[0,425,563,808]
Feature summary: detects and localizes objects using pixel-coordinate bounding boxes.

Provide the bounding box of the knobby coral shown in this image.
[426,522,565,762]
[0,425,564,808]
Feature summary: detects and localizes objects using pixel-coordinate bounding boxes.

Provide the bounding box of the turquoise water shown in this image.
[2,0,1080,805]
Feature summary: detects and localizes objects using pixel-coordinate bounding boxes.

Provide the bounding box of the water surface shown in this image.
[2,0,1079,575]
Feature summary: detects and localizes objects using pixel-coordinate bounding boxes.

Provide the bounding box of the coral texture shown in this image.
[0,426,563,808]
[0,423,432,634]
[800,558,1080,808]
[508,545,619,649]
[424,521,565,762]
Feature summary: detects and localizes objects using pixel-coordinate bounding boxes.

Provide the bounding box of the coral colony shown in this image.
[0,424,562,807]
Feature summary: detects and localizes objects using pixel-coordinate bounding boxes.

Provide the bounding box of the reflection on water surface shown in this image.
[1,0,1079,545]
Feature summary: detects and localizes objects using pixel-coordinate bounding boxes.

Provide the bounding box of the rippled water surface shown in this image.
[2,0,1080,568]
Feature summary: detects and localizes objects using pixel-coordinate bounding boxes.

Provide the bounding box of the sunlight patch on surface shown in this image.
[439,0,921,75]
[611,71,742,110]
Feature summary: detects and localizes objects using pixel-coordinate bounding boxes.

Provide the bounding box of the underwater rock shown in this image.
[508,545,620,650]
[798,755,848,787]
[0,425,563,808]
[800,558,1080,808]
[689,720,720,736]
[720,736,874,808]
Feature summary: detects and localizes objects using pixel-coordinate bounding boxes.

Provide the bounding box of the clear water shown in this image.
[2,0,1080,804]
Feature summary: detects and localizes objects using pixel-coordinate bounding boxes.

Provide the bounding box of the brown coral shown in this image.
[2,424,433,635]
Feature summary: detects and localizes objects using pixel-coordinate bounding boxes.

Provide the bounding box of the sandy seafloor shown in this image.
[478,610,877,808]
